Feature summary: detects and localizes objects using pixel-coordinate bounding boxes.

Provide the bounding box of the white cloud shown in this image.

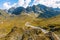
[18,0,31,8]
[20,0,60,8]
[23,0,31,8]
[18,0,24,7]
[3,2,17,9]
[33,0,60,8]
[3,0,31,9]
[3,0,60,9]
[3,2,11,9]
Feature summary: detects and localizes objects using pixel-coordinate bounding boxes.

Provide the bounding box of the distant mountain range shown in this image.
[8,4,60,18]
[53,7,60,11]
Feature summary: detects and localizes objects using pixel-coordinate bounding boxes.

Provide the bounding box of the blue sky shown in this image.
[0,0,60,9]
[0,0,18,9]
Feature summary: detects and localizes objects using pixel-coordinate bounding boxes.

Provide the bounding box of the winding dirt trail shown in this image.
[25,22,49,33]
[25,22,60,40]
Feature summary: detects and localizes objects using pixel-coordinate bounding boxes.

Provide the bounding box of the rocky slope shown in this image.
[8,4,60,18]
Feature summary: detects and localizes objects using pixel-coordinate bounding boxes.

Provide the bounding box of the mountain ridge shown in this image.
[8,4,60,18]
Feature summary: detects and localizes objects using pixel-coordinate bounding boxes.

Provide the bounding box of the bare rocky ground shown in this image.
[0,26,59,40]
[0,26,50,40]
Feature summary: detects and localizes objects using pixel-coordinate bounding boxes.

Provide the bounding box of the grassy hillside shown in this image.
[0,11,60,40]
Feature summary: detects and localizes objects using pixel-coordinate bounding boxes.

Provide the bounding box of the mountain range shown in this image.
[8,4,60,18]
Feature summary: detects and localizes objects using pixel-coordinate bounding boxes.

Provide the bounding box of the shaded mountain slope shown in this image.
[8,4,60,18]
